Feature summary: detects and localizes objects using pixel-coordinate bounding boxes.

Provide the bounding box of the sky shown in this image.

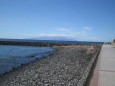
[0,0,115,42]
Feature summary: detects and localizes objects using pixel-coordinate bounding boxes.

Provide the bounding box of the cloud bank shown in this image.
[24,26,103,41]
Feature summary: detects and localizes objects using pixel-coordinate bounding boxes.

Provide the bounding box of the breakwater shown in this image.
[0,40,71,47]
[0,39,104,47]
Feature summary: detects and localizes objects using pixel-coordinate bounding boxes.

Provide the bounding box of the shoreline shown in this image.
[0,46,61,77]
[0,46,56,75]
[0,45,100,86]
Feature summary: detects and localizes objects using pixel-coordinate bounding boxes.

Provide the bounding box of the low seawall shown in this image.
[0,40,69,47]
[77,45,101,86]
[0,40,103,47]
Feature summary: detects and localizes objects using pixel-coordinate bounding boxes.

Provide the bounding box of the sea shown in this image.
[0,45,54,74]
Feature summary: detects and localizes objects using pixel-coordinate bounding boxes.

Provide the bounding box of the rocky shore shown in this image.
[0,45,100,86]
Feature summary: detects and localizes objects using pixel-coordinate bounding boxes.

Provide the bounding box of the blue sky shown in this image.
[0,0,115,42]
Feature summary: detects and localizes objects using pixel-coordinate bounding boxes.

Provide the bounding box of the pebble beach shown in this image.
[0,45,100,86]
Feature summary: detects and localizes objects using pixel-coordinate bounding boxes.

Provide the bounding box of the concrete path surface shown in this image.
[89,45,115,86]
[98,45,115,86]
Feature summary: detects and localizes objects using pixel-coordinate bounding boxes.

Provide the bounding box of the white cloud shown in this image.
[56,27,89,40]
[36,34,66,37]
[24,26,103,41]
[24,33,75,40]
[78,36,102,41]
[84,26,91,31]
[24,33,67,37]
[56,28,70,32]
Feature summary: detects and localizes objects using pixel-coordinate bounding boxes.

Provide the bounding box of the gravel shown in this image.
[0,45,100,86]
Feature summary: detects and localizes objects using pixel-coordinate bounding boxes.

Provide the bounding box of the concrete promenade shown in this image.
[98,45,115,86]
[90,45,115,86]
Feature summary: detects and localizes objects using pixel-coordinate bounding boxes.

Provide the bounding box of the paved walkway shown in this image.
[98,45,115,86]
[89,45,115,86]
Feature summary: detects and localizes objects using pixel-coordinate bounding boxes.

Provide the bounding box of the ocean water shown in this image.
[0,45,54,74]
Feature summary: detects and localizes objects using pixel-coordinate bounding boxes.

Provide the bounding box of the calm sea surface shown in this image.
[0,45,54,74]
